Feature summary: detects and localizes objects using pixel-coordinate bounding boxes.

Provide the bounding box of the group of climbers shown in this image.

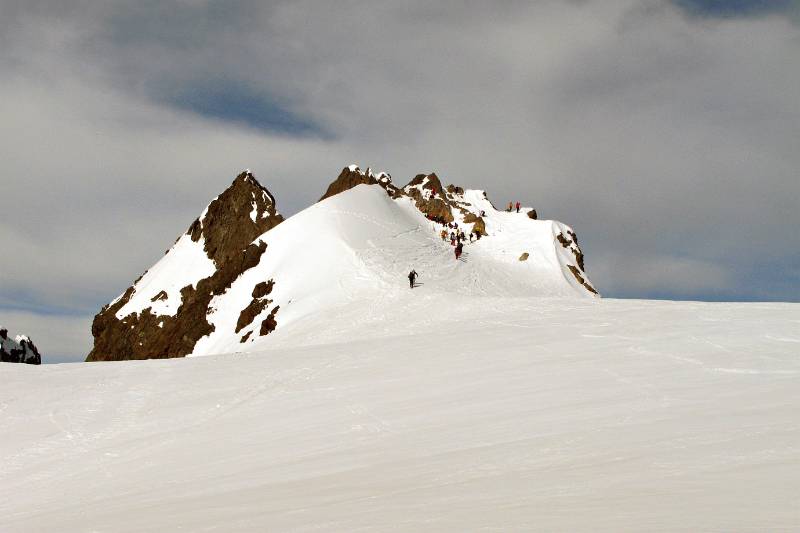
[440,228,481,246]
[440,221,478,260]
[411,198,529,288]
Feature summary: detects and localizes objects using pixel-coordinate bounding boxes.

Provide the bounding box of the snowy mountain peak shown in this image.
[188,170,283,265]
[87,170,284,362]
[88,164,597,362]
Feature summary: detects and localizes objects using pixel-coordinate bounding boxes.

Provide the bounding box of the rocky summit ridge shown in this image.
[319,164,402,201]
[87,164,597,362]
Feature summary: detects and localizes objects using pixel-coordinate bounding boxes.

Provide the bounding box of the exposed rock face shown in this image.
[87,171,284,362]
[567,265,598,294]
[320,165,401,201]
[519,252,529,261]
[188,172,283,264]
[236,280,275,335]
[0,327,41,365]
[556,230,592,293]
[259,306,280,336]
[556,231,586,272]
[151,290,168,302]
[527,209,538,220]
[402,173,455,223]
[446,184,464,196]
[463,212,487,236]
[252,280,274,299]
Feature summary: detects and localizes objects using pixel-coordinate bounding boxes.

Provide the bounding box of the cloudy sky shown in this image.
[1,0,798,362]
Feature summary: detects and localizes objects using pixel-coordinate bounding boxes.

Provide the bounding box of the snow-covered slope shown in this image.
[3,298,799,531]
[87,165,596,361]
[112,233,217,319]
[194,183,594,355]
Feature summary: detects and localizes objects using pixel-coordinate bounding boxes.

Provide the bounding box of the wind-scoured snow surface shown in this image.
[2,298,799,531]
[195,184,591,355]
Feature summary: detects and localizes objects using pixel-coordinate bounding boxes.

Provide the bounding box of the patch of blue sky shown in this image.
[673,0,794,17]
[605,258,800,303]
[0,291,101,317]
[168,84,326,138]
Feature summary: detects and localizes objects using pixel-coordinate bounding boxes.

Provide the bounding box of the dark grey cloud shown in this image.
[1,0,798,362]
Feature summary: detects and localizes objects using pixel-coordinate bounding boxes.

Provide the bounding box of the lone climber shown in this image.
[408,269,418,289]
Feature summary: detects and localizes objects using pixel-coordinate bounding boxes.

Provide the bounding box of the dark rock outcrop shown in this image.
[567,230,578,245]
[188,171,284,265]
[573,249,585,272]
[236,280,275,335]
[252,280,274,299]
[402,173,455,223]
[463,212,487,236]
[87,171,284,362]
[0,327,41,365]
[320,165,401,201]
[556,231,586,272]
[527,209,537,220]
[259,306,280,336]
[151,290,168,302]
[567,265,598,294]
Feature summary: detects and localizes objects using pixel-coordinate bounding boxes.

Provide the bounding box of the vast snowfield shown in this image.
[2,297,799,531]
[2,180,798,530]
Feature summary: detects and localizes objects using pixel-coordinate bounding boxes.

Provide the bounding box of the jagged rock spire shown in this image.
[87,171,284,362]
[188,171,283,264]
